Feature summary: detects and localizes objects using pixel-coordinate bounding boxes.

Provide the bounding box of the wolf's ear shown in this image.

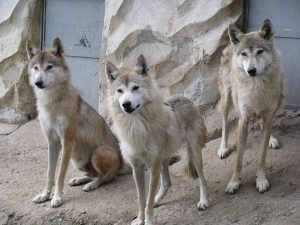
[26,41,39,59]
[228,25,244,45]
[51,38,64,56]
[106,62,119,82]
[135,55,147,75]
[259,19,274,40]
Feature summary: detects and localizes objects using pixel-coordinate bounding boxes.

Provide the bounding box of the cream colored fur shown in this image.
[107,55,208,225]
[218,19,287,194]
[26,38,129,208]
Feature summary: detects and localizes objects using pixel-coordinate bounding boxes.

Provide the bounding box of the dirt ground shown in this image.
[0,111,299,225]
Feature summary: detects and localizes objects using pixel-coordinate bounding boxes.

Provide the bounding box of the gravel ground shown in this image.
[0,112,299,225]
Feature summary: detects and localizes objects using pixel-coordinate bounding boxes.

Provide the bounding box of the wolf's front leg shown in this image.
[145,160,161,225]
[256,118,272,192]
[33,140,60,204]
[218,85,231,159]
[131,164,146,225]
[51,127,76,208]
[226,119,248,194]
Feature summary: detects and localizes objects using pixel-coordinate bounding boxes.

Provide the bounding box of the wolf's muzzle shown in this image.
[247,68,257,77]
[35,80,45,89]
[122,101,140,113]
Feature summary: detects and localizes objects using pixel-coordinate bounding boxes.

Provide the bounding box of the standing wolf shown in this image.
[106,55,208,225]
[26,38,129,208]
[218,19,286,194]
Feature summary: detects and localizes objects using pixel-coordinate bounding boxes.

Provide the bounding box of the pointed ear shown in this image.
[26,40,39,59]
[51,38,64,56]
[228,25,244,45]
[106,62,120,82]
[135,55,147,75]
[259,19,274,40]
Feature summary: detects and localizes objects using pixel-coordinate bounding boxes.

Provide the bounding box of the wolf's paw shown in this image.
[69,178,81,186]
[131,217,144,225]
[256,172,269,193]
[83,182,98,192]
[269,136,279,149]
[32,193,50,204]
[69,177,88,186]
[218,147,229,159]
[50,196,62,208]
[226,180,240,194]
[197,200,208,210]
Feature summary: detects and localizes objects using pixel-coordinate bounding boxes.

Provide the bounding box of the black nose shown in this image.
[122,101,131,110]
[35,80,44,88]
[247,68,257,76]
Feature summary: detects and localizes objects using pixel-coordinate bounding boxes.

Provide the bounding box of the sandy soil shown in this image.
[0,112,299,225]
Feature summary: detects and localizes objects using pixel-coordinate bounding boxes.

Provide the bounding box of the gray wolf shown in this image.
[26,38,130,208]
[218,19,287,194]
[106,55,208,225]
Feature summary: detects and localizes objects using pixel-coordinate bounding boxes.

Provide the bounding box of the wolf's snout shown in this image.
[35,80,44,89]
[122,101,134,113]
[247,68,257,77]
[122,101,131,109]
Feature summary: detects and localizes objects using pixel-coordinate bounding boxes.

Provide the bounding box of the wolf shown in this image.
[106,55,208,225]
[26,38,130,208]
[218,19,287,194]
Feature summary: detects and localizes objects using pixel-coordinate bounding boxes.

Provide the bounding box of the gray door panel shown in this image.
[246,0,300,108]
[43,0,104,109]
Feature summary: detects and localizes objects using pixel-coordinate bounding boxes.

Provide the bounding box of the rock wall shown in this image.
[99,0,243,137]
[0,0,41,124]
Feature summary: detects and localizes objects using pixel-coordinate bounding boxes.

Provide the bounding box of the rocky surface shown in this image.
[0,0,40,124]
[99,0,243,119]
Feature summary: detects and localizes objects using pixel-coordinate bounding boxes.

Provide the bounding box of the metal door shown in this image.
[43,0,104,109]
[246,0,300,109]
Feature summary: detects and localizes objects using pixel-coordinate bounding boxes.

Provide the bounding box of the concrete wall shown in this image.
[0,0,42,124]
[99,0,243,137]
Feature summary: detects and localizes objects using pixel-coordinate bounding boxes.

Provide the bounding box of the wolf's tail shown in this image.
[185,110,207,179]
[185,153,199,179]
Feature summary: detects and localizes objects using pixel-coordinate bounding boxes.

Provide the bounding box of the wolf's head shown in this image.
[26,38,69,89]
[106,55,156,114]
[229,19,275,77]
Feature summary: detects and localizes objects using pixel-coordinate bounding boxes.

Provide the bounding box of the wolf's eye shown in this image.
[117,89,123,93]
[241,52,247,56]
[132,86,139,91]
[257,50,264,55]
[34,66,38,71]
[46,65,53,70]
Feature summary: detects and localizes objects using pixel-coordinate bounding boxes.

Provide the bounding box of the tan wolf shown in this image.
[218,19,287,194]
[26,38,129,208]
[106,55,208,225]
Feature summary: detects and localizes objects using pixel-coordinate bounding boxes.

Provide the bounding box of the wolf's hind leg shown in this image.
[260,120,279,149]
[82,146,120,192]
[269,135,279,149]
[186,126,208,210]
[154,159,171,206]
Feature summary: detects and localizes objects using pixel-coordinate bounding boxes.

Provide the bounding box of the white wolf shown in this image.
[106,55,208,225]
[26,38,129,208]
[218,19,287,194]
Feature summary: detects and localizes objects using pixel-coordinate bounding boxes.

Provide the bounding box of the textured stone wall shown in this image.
[99,0,243,137]
[0,0,41,124]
